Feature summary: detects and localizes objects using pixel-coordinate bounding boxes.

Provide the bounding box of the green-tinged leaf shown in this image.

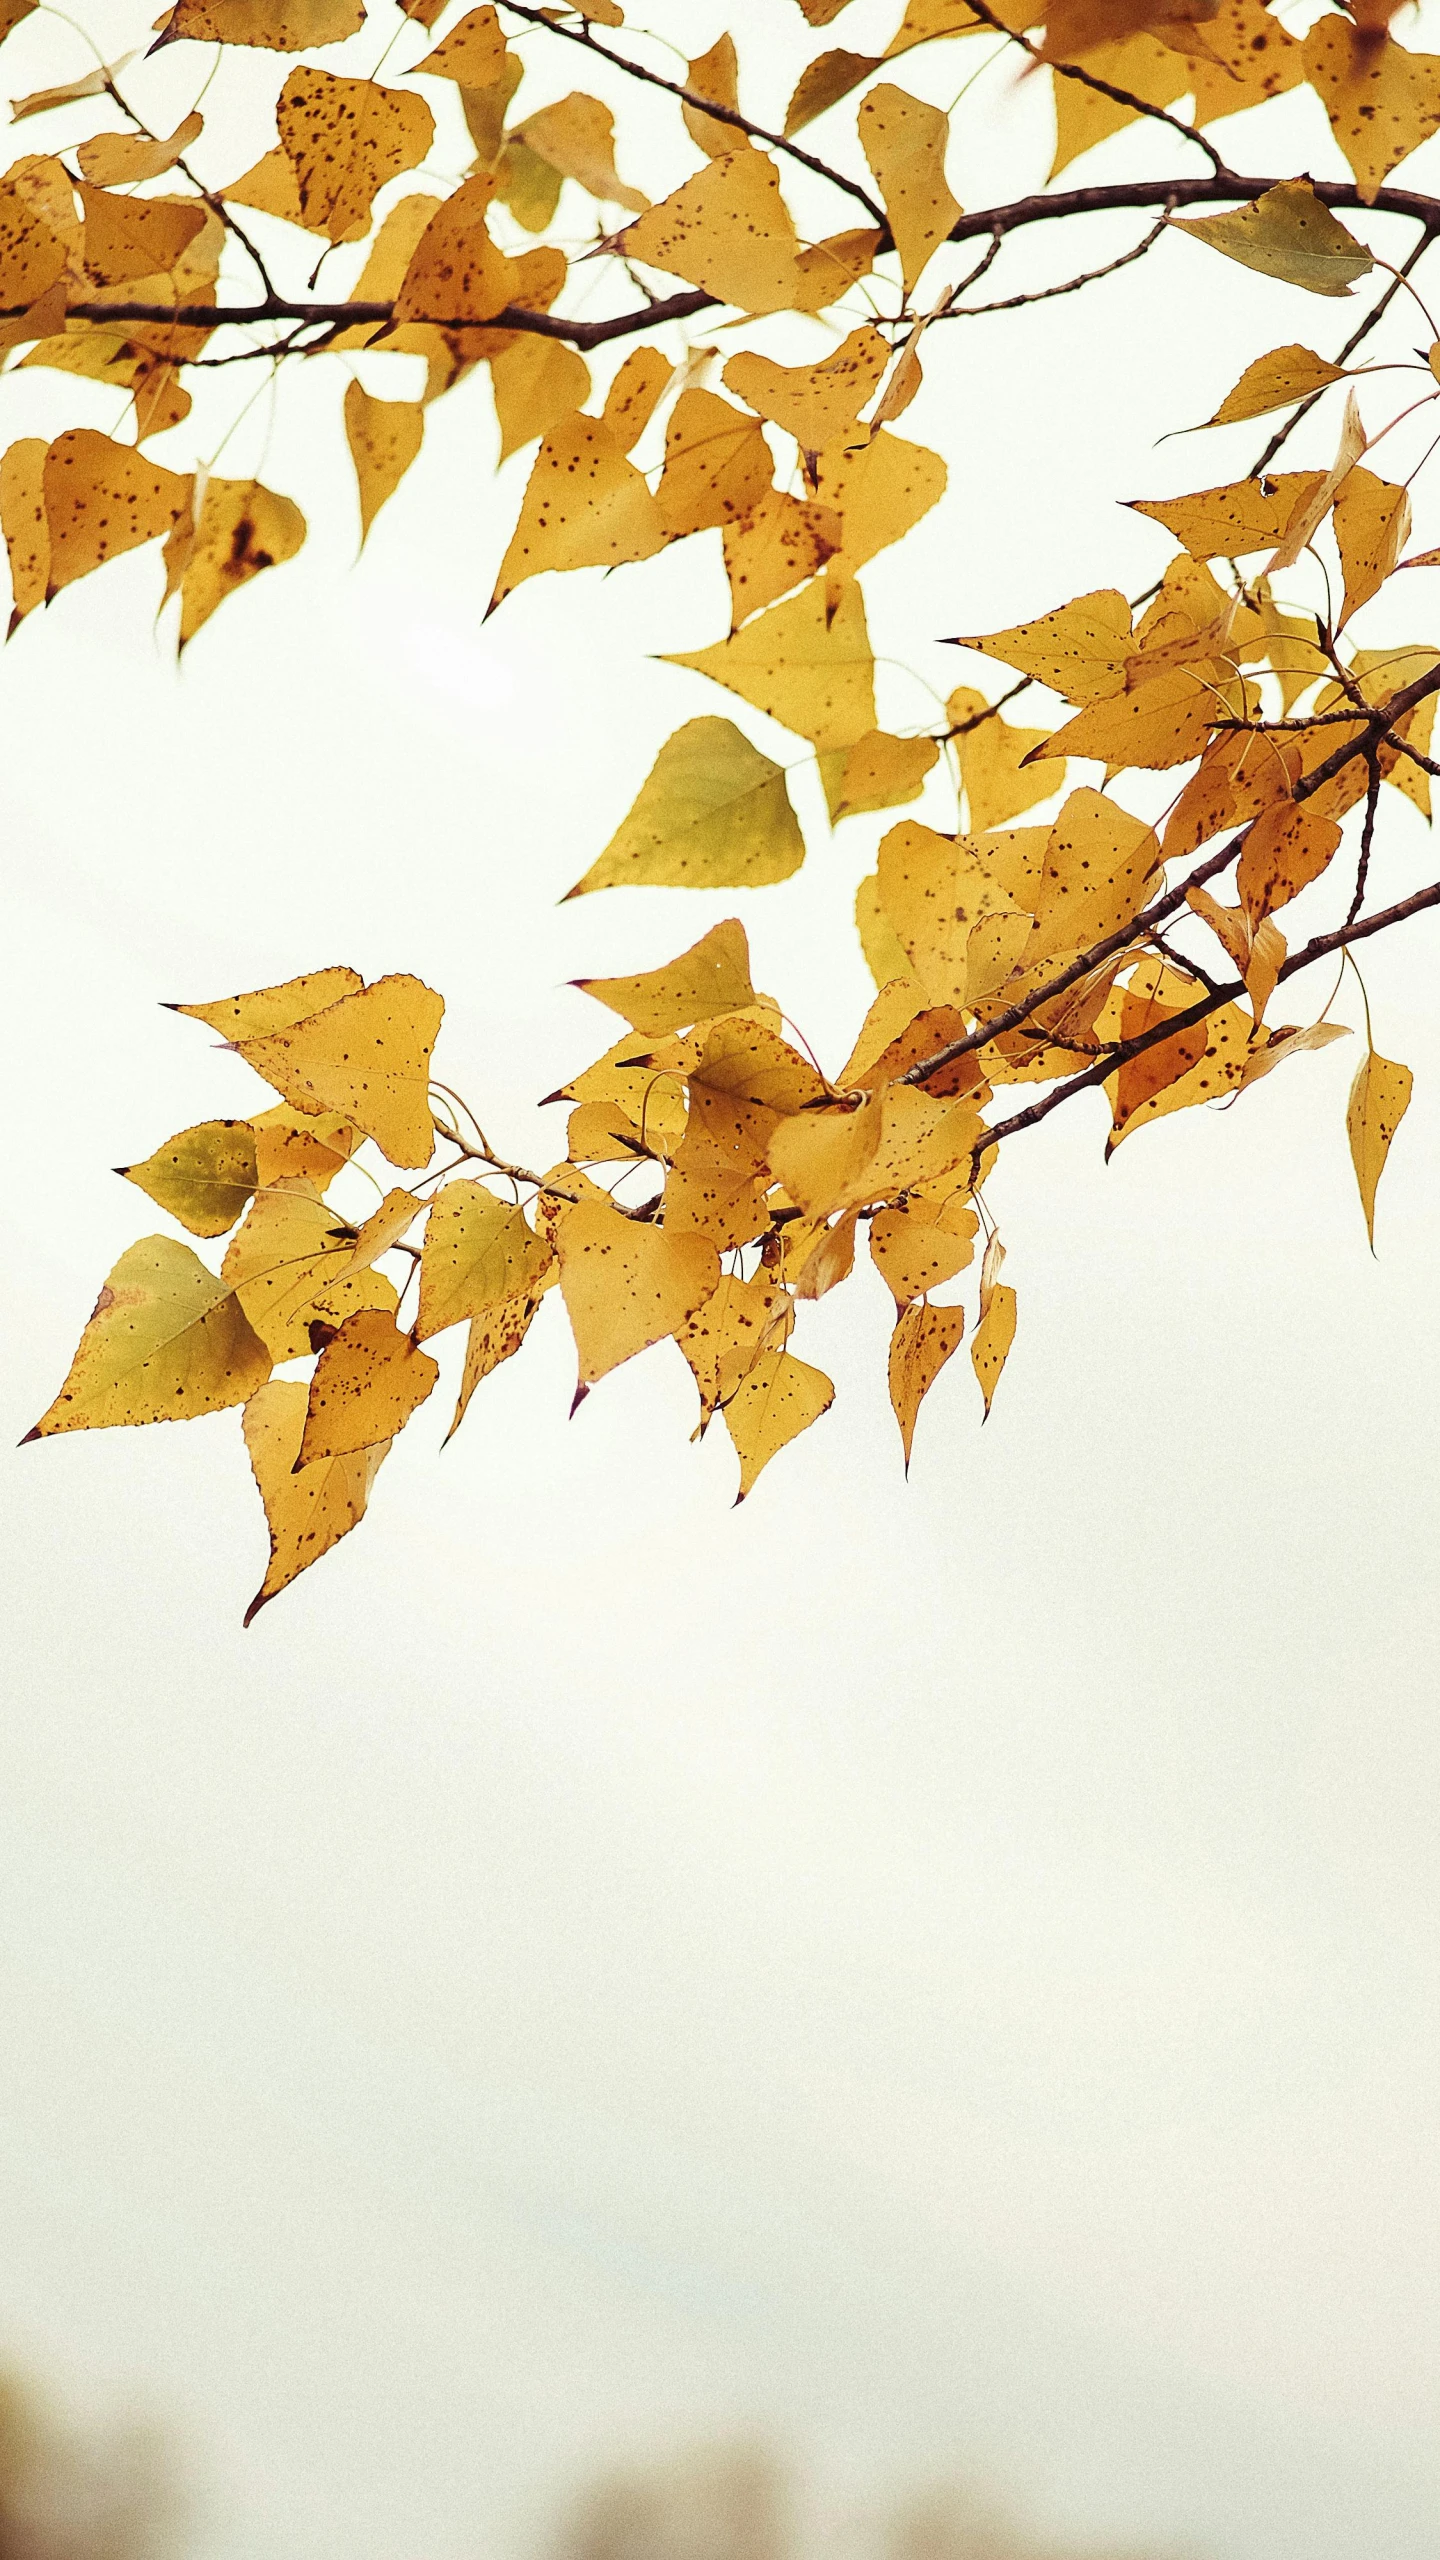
[1174,181,1373,297]
[118,1119,258,1238]
[565,717,804,893]
[27,1237,269,1436]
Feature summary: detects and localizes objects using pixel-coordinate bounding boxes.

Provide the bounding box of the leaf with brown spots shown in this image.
[275,70,434,243]
[162,475,305,647]
[298,1308,439,1465]
[242,1379,391,1628]
[344,380,424,543]
[42,430,191,598]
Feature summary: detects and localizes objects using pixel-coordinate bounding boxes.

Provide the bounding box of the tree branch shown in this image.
[960,0,1228,176]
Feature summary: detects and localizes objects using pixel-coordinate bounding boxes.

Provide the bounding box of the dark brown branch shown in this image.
[902,658,1440,1090]
[972,869,1440,1167]
[54,288,715,352]
[494,0,887,226]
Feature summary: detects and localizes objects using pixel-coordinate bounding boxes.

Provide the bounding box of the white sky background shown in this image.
[2,1,1439,2554]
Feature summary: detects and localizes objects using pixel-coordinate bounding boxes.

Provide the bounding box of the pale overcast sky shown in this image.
[2,5,1439,2556]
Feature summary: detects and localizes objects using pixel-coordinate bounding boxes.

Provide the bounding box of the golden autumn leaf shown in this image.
[235,973,443,1169]
[416,1181,551,1338]
[1129,469,1324,560]
[858,83,960,298]
[490,337,590,460]
[119,1119,258,1238]
[298,1308,439,1464]
[1049,32,1186,174]
[162,475,305,646]
[1333,466,1411,625]
[78,185,206,288]
[970,1275,1016,1420]
[10,60,123,120]
[0,434,47,632]
[517,94,648,213]
[684,33,747,157]
[785,50,882,137]
[222,1182,399,1361]
[721,488,841,626]
[1192,344,1346,430]
[26,1237,270,1437]
[1235,798,1342,927]
[162,0,364,43]
[250,1102,357,1186]
[489,410,664,612]
[410,5,504,84]
[555,1196,719,1385]
[241,1378,390,1628]
[1188,0,1301,122]
[274,70,434,243]
[77,113,204,187]
[344,379,424,543]
[665,574,875,751]
[394,175,563,328]
[888,1299,965,1466]
[870,1192,977,1303]
[575,918,756,1034]
[1347,1046,1412,1249]
[1302,19,1440,202]
[821,728,937,820]
[874,817,1030,1008]
[566,716,802,894]
[793,226,884,312]
[1174,181,1373,296]
[42,430,190,598]
[654,387,772,538]
[600,347,671,452]
[722,1347,833,1497]
[619,152,803,313]
[173,966,363,1040]
[813,427,946,572]
[951,588,1131,702]
[723,327,889,453]
[447,1290,545,1440]
[676,1272,790,1424]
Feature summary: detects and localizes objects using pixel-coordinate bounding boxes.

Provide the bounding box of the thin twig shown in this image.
[935,210,1172,320]
[959,0,1228,175]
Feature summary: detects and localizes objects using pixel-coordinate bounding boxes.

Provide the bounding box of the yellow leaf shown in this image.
[770,1083,979,1218]
[1174,180,1373,297]
[665,574,875,752]
[489,410,664,613]
[416,1182,551,1338]
[236,973,443,1169]
[794,1207,860,1299]
[566,716,802,895]
[222,1182,398,1359]
[684,33,748,157]
[42,430,190,597]
[1049,33,1186,174]
[1334,465,1411,625]
[1346,1046,1413,1248]
[0,435,48,632]
[1303,19,1440,203]
[447,1290,544,1440]
[119,1119,258,1238]
[11,61,126,120]
[721,488,841,626]
[676,1273,790,1423]
[394,175,562,327]
[600,347,670,452]
[173,966,363,1040]
[655,387,772,538]
[798,0,862,22]
[411,6,504,84]
[1235,798,1342,927]
[948,688,1058,828]
[722,1348,833,1498]
[1195,343,1345,429]
[785,51,882,137]
[970,1279,1016,1419]
[77,112,204,187]
[723,327,889,453]
[555,1197,719,1385]
[888,1299,965,1465]
[298,1308,438,1463]
[241,1378,390,1629]
[821,728,938,820]
[1188,0,1302,123]
[1028,787,1160,966]
[1043,664,1219,769]
[77,184,205,287]
[1267,386,1367,573]
[1129,469,1324,560]
[223,145,352,238]
[840,984,981,1094]
[250,1102,357,1186]
[489,335,589,461]
[619,153,803,314]
[857,83,960,298]
[575,918,756,1034]
[162,475,305,646]
[27,1236,269,1436]
[875,817,1030,1006]
[871,1193,977,1303]
[814,424,946,572]
[1106,973,1252,1149]
[344,379,424,543]
[274,70,433,243]
[162,0,364,43]
[791,226,884,312]
[326,193,441,348]
[951,588,1132,702]
[517,93,648,212]
[461,52,523,172]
